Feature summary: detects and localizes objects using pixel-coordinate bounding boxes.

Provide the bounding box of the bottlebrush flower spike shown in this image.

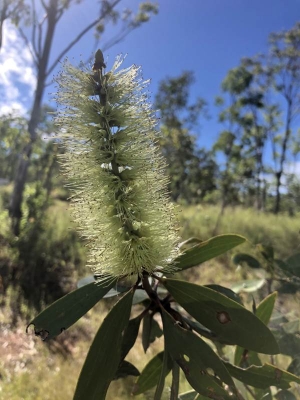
[54,50,179,280]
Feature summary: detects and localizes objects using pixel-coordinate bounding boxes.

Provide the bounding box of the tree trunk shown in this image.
[273,99,292,214]
[0,2,8,51]
[274,171,281,214]
[9,0,58,235]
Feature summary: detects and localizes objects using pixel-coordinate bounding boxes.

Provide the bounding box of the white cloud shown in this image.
[0,21,36,116]
[286,161,300,176]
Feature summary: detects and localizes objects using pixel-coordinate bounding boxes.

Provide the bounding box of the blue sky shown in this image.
[1,0,300,152]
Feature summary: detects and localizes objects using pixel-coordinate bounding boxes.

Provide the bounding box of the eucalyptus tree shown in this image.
[0,0,29,49]
[214,61,275,211]
[155,71,216,203]
[266,22,300,213]
[2,0,158,235]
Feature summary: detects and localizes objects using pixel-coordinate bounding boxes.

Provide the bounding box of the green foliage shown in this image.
[154,72,216,204]
[174,234,246,271]
[12,197,86,314]
[29,229,300,399]
[74,289,134,400]
[27,279,116,340]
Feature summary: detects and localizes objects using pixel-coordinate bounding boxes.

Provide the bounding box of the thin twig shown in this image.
[38,14,47,58]
[46,0,121,77]
[31,0,38,57]
[18,27,38,66]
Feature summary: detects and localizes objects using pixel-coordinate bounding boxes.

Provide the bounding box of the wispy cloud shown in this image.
[0,21,36,116]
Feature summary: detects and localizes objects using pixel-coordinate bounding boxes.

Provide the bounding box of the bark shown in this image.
[274,99,292,214]
[9,0,58,235]
[0,1,8,50]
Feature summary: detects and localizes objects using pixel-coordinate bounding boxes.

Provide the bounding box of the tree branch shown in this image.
[38,14,47,58]
[102,25,133,52]
[46,0,121,77]
[31,0,38,57]
[18,26,39,67]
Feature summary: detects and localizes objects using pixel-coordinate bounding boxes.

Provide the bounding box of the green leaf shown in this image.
[257,244,274,261]
[205,284,243,304]
[231,279,266,293]
[179,237,203,251]
[288,356,300,376]
[163,279,279,354]
[255,292,277,325]
[182,317,216,341]
[154,347,171,400]
[178,390,199,400]
[254,388,273,399]
[132,351,172,395]
[114,360,140,380]
[73,289,134,400]
[142,314,163,353]
[27,279,116,340]
[142,313,151,353]
[161,308,236,400]
[284,253,300,278]
[121,316,141,360]
[77,275,130,298]
[172,234,246,272]
[232,253,262,269]
[275,390,297,400]
[234,292,277,367]
[224,362,300,390]
[277,333,300,357]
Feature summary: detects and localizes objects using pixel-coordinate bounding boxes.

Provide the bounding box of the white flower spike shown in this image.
[54,50,179,281]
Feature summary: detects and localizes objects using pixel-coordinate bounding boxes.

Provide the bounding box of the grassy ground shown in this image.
[0,200,300,399]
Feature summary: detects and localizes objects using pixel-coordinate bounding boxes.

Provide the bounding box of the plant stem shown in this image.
[154,349,168,400]
[244,384,256,399]
[170,363,180,400]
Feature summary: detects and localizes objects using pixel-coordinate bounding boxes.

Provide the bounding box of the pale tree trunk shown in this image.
[9,0,58,235]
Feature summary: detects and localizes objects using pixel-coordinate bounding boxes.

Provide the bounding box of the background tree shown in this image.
[0,0,29,49]
[266,22,300,213]
[155,71,216,203]
[214,61,274,211]
[4,0,158,235]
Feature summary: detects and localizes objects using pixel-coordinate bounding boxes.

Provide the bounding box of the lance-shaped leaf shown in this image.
[74,289,134,400]
[205,284,243,305]
[161,308,236,400]
[27,279,117,340]
[232,253,262,269]
[231,279,266,293]
[224,362,300,390]
[171,234,246,272]
[114,360,140,380]
[234,292,277,367]
[163,279,279,354]
[142,314,163,353]
[120,315,142,360]
[132,351,173,395]
[178,390,198,399]
[275,390,297,400]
